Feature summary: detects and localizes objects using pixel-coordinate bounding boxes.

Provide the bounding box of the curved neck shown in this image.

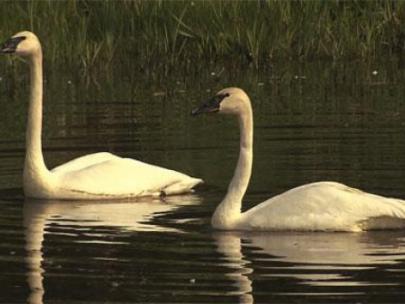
[212,102,253,229]
[24,49,48,178]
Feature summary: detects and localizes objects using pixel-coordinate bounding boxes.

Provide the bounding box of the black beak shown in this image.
[191,93,229,116]
[0,36,26,54]
[191,101,219,116]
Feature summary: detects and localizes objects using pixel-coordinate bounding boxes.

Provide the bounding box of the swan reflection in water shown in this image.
[23,195,202,304]
[214,231,405,303]
[23,194,405,304]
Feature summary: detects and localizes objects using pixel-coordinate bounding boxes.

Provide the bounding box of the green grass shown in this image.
[0,0,405,73]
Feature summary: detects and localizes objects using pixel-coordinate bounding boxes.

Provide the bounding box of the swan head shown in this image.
[0,31,41,57]
[191,87,250,116]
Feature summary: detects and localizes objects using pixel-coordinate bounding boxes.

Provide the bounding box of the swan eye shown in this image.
[191,92,229,116]
[204,93,229,109]
[215,93,229,102]
[0,36,26,54]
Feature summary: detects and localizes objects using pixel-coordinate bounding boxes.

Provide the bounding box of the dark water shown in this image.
[1,60,405,303]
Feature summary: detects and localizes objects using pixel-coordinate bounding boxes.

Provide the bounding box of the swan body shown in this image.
[240,181,405,231]
[192,87,405,231]
[1,31,202,199]
[49,152,201,199]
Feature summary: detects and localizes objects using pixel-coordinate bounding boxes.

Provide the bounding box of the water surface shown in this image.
[1,60,405,303]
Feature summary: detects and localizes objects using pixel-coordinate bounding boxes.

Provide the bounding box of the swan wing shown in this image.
[51,152,119,174]
[241,182,405,231]
[53,156,202,198]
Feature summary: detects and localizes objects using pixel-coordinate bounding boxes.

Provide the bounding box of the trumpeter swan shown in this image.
[192,87,405,231]
[0,31,202,199]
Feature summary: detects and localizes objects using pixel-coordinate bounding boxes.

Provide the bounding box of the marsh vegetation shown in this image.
[1,0,405,74]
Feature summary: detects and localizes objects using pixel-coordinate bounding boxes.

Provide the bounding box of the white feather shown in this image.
[195,88,405,231]
[5,31,202,200]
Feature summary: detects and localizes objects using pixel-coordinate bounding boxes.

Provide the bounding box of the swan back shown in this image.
[239,182,405,231]
[0,31,40,57]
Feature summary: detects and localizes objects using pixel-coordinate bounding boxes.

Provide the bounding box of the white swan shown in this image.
[0,31,202,199]
[192,87,405,231]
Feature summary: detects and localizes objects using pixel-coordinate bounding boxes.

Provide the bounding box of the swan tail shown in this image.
[162,178,203,195]
[357,199,405,230]
[358,216,405,230]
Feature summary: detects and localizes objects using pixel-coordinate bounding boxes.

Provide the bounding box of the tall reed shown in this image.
[0,0,404,73]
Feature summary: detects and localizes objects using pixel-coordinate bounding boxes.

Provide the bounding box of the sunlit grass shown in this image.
[0,0,404,74]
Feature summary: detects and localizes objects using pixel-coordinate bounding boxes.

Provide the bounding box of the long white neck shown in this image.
[23,48,49,181]
[212,102,253,229]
